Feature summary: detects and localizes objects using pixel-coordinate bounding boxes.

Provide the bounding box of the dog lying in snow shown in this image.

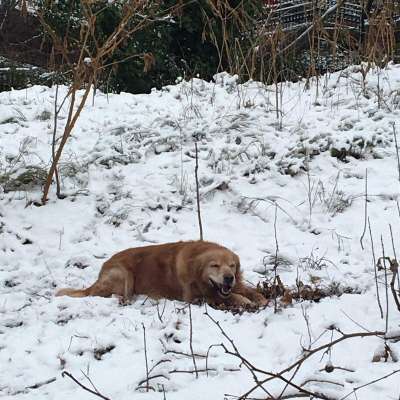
[56,241,267,307]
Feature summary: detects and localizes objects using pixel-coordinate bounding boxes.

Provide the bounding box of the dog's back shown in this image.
[56,241,209,299]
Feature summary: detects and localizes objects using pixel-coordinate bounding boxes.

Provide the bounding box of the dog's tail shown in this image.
[55,287,90,297]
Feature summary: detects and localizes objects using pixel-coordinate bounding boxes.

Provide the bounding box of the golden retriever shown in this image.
[56,241,267,307]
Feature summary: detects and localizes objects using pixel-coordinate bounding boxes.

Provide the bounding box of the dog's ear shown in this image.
[190,253,206,280]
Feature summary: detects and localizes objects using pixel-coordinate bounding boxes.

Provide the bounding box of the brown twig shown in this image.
[368,218,384,318]
[360,168,368,250]
[389,224,400,311]
[142,323,150,392]
[156,299,167,323]
[51,84,62,198]
[11,376,57,395]
[136,366,240,389]
[136,374,168,389]
[273,202,279,314]
[205,310,340,400]
[391,122,400,184]
[390,261,400,313]
[205,311,275,399]
[205,343,222,377]
[339,369,400,400]
[301,378,344,387]
[194,141,203,240]
[62,371,111,400]
[379,237,390,332]
[238,328,392,400]
[188,304,199,378]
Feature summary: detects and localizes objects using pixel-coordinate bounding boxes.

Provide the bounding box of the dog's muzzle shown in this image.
[209,277,234,298]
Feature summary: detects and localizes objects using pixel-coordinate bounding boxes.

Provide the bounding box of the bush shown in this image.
[30,0,264,93]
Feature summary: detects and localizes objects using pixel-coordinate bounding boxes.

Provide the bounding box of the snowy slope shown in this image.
[1,64,400,399]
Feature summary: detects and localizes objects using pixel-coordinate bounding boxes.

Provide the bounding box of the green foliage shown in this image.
[105,1,223,93]
[0,57,59,92]
[31,0,264,93]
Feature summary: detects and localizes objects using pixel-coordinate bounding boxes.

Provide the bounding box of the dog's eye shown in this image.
[210,263,219,268]
[229,264,236,269]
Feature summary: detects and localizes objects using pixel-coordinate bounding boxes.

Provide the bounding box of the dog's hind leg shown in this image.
[57,267,134,299]
[87,267,134,298]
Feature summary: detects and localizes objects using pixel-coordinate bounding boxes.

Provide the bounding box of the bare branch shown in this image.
[62,371,111,400]
[188,304,199,378]
[194,141,203,240]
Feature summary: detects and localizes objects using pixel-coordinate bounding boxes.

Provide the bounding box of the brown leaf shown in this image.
[281,289,293,306]
[143,53,156,73]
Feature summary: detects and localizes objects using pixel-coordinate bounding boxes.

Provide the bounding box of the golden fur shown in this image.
[56,241,267,307]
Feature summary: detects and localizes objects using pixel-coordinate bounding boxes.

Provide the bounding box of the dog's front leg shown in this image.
[224,293,253,307]
[234,283,268,306]
[182,284,198,303]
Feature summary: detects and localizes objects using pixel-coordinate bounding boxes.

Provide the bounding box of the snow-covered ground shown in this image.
[1,64,400,399]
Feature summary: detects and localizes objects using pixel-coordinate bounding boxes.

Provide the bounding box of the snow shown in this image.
[1,64,400,399]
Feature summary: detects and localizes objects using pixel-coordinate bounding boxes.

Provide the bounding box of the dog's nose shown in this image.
[223,275,234,285]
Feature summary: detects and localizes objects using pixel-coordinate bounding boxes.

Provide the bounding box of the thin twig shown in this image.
[80,369,102,395]
[391,122,400,184]
[163,349,206,359]
[339,369,400,400]
[205,344,221,377]
[142,323,150,392]
[389,224,400,307]
[205,312,376,400]
[136,366,240,389]
[360,168,367,250]
[368,218,383,318]
[188,305,199,378]
[25,377,57,391]
[156,299,167,323]
[194,141,203,240]
[380,237,389,333]
[239,330,391,400]
[301,378,344,387]
[52,84,62,198]
[273,202,279,314]
[62,371,111,400]
[205,311,275,399]
[340,309,372,333]
[390,263,400,312]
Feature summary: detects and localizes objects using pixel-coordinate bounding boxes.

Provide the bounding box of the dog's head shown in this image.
[196,248,240,299]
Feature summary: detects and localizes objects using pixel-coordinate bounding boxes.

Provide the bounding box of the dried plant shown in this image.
[23,1,180,203]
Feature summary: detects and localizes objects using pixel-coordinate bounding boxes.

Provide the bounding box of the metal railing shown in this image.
[263,1,366,31]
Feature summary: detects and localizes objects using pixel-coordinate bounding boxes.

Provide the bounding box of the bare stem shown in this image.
[273,202,279,314]
[360,168,368,250]
[390,123,400,183]
[368,218,383,318]
[142,323,150,392]
[194,141,203,240]
[62,371,111,400]
[188,305,199,379]
[380,237,390,333]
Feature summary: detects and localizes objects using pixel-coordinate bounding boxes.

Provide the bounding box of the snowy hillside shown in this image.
[1,64,400,399]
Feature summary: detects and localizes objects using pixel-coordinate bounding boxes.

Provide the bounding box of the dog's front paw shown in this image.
[228,293,253,307]
[256,297,269,307]
[240,297,254,306]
